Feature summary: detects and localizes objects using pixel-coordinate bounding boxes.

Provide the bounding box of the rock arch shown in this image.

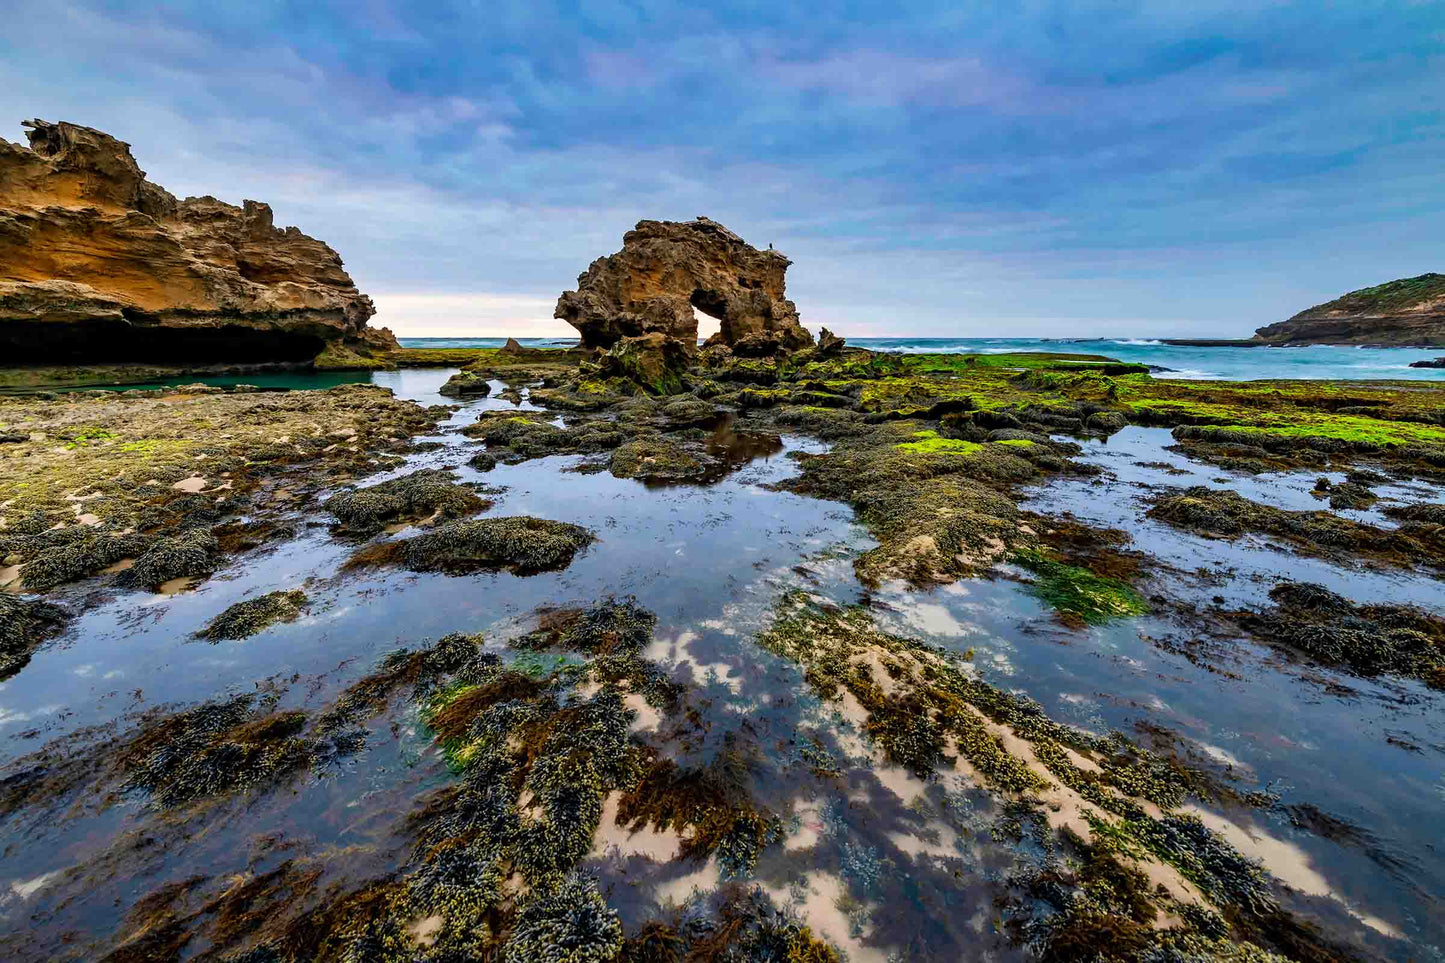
[554,216,813,353]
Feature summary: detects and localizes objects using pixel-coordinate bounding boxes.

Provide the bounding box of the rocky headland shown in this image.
[1253,273,1445,346]
[0,119,397,369]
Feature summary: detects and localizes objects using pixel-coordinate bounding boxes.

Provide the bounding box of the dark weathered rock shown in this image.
[0,119,396,366]
[596,332,690,395]
[816,327,846,358]
[554,216,813,352]
[1409,356,1445,369]
[1255,273,1445,346]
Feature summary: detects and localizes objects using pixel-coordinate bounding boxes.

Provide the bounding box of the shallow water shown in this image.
[398,336,1445,382]
[3,372,1444,960]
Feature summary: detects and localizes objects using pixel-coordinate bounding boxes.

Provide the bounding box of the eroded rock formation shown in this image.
[0,119,396,365]
[555,216,813,353]
[1254,273,1445,346]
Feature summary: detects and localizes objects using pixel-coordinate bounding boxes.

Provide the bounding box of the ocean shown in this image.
[398,336,1445,382]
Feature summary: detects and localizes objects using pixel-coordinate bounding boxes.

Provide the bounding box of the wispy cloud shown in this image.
[1,0,1441,338]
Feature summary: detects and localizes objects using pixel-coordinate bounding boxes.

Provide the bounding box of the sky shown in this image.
[1,1,1441,339]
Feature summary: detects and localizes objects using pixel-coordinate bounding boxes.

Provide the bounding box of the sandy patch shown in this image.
[1182,805,1401,938]
[764,872,890,963]
[407,914,444,947]
[591,792,682,861]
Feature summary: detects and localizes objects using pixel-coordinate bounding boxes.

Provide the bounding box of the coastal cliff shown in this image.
[1254,273,1445,346]
[0,119,396,366]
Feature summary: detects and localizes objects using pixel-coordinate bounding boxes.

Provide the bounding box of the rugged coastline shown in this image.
[3,333,1443,961]
[3,153,1444,962]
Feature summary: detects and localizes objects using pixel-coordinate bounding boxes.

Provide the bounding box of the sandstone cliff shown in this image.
[555,216,813,353]
[0,119,396,365]
[1254,273,1445,346]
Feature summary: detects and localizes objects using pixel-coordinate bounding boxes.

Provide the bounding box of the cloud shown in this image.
[0,0,1441,339]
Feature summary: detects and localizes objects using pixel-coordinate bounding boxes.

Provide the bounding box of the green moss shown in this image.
[994,438,1035,448]
[1013,547,1148,625]
[894,429,984,455]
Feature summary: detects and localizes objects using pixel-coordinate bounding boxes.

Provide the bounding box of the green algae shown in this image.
[1013,547,1148,626]
[894,429,983,455]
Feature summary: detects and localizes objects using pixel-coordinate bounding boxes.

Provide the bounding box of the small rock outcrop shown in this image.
[0,119,396,365]
[1255,273,1445,346]
[555,217,813,353]
[1408,356,1445,369]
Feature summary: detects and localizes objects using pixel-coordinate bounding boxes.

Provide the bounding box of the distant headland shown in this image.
[1166,273,1445,348]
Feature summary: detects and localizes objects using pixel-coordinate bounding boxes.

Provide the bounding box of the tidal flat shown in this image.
[1,350,1443,963]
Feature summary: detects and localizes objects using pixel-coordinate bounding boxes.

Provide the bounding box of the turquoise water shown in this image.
[399,336,1445,382]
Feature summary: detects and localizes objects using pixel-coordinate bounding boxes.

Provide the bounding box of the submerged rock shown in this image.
[0,119,396,367]
[396,516,595,574]
[0,594,67,681]
[554,216,813,352]
[326,468,490,535]
[438,370,494,397]
[195,590,309,642]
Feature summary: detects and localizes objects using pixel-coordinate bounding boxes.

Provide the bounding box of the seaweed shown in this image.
[609,438,706,482]
[1149,486,1445,570]
[117,696,320,810]
[1013,547,1148,626]
[1239,582,1445,686]
[396,516,595,575]
[124,529,220,590]
[0,593,68,680]
[195,590,309,642]
[326,468,490,535]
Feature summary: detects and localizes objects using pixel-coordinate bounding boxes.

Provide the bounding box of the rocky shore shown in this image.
[3,162,1444,961]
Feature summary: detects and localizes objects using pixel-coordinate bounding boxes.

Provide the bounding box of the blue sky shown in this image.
[2,1,1441,337]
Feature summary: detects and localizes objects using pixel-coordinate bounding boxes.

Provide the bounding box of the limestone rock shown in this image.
[1255,273,1445,346]
[0,119,396,365]
[816,327,846,358]
[597,332,690,395]
[555,216,813,353]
